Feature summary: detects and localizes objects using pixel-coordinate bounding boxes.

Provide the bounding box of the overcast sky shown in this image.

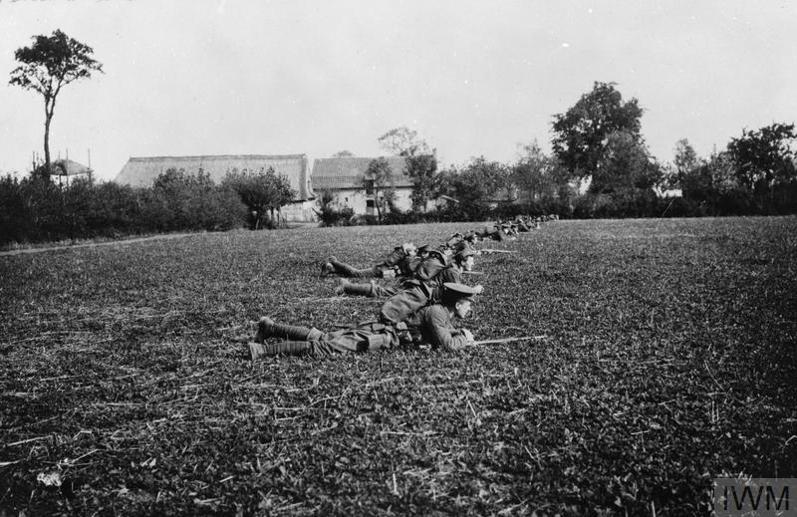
[1,0,795,181]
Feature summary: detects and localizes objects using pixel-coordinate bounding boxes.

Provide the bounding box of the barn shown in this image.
[311,156,415,215]
[114,154,316,221]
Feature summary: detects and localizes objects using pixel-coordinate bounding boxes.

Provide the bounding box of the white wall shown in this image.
[324,187,414,214]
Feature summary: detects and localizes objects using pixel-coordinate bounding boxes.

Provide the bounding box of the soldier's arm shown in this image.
[425,307,469,351]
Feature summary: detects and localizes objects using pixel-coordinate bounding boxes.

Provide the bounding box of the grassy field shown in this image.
[1,218,795,516]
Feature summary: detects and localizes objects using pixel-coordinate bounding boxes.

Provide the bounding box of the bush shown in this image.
[314,190,356,227]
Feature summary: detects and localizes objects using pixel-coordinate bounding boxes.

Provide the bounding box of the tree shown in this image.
[377,126,430,156]
[727,123,796,193]
[362,158,395,223]
[438,157,510,219]
[222,167,295,229]
[9,30,103,180]
[551,82,643,180]
[378,126,437,211]
[512,141,569,204]
[332,150,355,158]
[589,131,662,194]
[663,138,701,190]
[680,151,739,205]
[405,153,437,212]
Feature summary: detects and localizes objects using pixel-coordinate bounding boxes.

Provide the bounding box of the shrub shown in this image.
[314,190,356,227]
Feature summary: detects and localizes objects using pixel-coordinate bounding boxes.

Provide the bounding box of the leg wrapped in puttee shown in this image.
[255,317,323,343]
[328,257,381,278]
[339,280,398,298]
[249,340,313,360]
[249,322,401,360]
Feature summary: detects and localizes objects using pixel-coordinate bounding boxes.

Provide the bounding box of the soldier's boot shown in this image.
[320,260,335,277]
[248,341,313,360]
[341,280,376,298]
[334,279,350,296]
[254,316,274,343]
[259,319,323,342]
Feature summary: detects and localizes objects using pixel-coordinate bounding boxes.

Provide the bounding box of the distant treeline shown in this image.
[3,161,796,246]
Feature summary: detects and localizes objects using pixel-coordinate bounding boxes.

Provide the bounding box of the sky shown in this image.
[1,0,796,181]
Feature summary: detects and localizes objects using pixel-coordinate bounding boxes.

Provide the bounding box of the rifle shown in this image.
[472,335,547,345]
[479,249,516,254]
[461,270,484,275]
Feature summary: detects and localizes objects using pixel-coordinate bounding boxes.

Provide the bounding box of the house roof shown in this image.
[53,159,92,177]
[312,156,413,191]
[114,154,313,200]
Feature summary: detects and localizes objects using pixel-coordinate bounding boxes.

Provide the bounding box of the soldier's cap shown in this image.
[455,247,477,260]
[417,244,431,253]
[444,233,463,246]
[442,282,479,304]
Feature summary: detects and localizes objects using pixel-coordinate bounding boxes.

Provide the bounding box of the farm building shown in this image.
[115,154,316,221]
[311,156,415,215]
[52,158,93,187]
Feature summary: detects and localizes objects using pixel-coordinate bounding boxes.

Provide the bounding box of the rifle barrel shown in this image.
[473,335,547,345]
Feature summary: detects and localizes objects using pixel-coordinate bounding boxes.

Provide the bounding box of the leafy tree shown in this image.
[727,123,796,194]
[438,157,510,219]
[378,126,437,211]
[673,139,700,180]
[332,150,355,158]
[222,167,295,229]
[362,158,395,223]
[551,81,643,180]
[377,126,430,156]
[512,141,570,204]
[590,131,662,194]
[661,138,702,190]
[9,30,103,179]
[681,151,740,204]
[405,153,438,212]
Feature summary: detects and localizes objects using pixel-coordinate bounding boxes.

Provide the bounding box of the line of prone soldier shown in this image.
[247,214,558,360]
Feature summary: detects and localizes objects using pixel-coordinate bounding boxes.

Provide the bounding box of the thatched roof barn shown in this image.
[115,154,313,201]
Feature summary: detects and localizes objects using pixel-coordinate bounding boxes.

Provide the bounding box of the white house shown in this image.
[311,156,415,215]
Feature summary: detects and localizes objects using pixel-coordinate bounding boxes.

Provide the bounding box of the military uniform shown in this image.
[248,283,479,358]
[322,245,415,278]
[379,248,473,324]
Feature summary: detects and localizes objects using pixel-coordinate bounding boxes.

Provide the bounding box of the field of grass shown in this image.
[1,218,795,516]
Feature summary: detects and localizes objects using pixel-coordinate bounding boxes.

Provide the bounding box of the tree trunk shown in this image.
[43,98,54,180]
[44,114,52,178]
